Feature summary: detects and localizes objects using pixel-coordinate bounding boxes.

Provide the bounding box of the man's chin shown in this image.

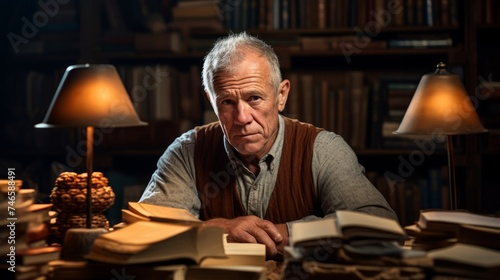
[233,144,262,158]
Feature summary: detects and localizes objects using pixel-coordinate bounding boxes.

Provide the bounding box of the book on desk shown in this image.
[283,210,500,279]
[403,209,500,279]
[283,211,433,279]
[291,210,408,248]
[48,260,267,280]
[122,201,202,225]
[62,202,268,280]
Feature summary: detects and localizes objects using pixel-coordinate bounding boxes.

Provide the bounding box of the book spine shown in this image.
[387,38,452,48]
[427,168,442,209]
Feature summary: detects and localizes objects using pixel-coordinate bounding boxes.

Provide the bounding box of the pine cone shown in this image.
[50,172,115,213]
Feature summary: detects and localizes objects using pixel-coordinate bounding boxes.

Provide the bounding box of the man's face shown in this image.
[210,51,289,160]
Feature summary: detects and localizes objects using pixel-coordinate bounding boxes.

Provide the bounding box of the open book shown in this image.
[122,202,201,225]
[426,224,500,278]
[86,221,225,265]
[291,210,407,247]
[416,209,500,234]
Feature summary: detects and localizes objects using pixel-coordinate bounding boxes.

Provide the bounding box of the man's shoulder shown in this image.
[282,117,325,141]
[283,116,323,132]
[193,121,224,141]
[194,121,220,132]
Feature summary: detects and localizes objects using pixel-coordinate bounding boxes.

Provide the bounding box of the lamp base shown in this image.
[61,228,107,261]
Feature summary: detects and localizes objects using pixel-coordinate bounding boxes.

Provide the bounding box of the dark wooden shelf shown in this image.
[287,47,463,57]
[9,54,80,64]
[96,51,206,62]
[87,47,464,65]
[192,25,462,37]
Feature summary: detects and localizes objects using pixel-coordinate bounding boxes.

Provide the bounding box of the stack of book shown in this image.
[283,211,432,279]
[50,202,267,280]
[405,209,500,278]
[0,180,60,279]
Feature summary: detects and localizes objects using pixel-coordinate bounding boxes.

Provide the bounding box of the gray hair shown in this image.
[202,32,282,102]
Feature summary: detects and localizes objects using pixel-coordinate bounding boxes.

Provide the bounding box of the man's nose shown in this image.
[234,101,253,125]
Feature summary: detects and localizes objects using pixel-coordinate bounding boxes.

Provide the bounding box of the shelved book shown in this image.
[291,210,407,248]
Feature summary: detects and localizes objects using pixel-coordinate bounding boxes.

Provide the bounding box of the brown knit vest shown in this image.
[194,117,324,224]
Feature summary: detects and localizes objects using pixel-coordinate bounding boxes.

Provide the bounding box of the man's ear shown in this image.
[277,79,290,112]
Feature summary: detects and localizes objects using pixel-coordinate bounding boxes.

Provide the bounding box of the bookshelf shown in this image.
[2,0,498,225]
[465,0,500,215]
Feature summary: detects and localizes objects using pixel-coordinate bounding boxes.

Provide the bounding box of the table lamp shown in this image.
[393,62,487,210]
[35,64,147,229]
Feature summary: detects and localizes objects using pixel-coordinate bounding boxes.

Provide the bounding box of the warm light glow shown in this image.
[394,63,486,210]
[35,64,146,128]
[394,64,486,135]
[34,64,147,229]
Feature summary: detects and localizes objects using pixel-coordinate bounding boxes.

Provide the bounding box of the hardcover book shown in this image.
[123,202,201,225]
[416,210,500,234]
[86,221,225,265]
[291,210,407,247]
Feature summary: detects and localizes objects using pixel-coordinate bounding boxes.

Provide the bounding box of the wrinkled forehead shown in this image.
[216,49,270,77]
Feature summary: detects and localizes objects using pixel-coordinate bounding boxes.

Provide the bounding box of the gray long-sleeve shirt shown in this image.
[140,115,397,234]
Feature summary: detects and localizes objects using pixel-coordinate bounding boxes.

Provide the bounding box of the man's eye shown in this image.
[221,100,234,106]
[249,96,261,102]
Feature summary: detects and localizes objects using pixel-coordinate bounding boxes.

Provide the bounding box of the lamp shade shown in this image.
[35,64,147,128]
[394,62,486,135]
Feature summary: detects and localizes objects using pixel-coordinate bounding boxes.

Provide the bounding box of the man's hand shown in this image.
[204,215,288,258]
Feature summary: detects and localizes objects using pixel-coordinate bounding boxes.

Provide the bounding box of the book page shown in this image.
[99,221,193,246]
[224,242,266,257]
[128,202,201,224]
[420,211,500,229]
[88,221,225,265]
[199,234,266,267]
[218,234,266,256]
[122,209,149,224]
[291,218,341,246]
[336,210,406,237]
